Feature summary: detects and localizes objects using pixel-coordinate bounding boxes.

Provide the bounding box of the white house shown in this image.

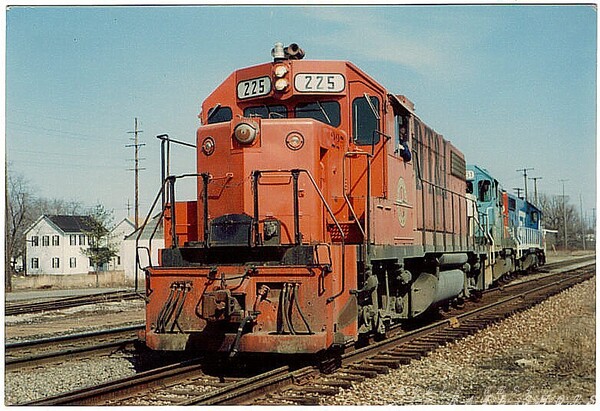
[25,215,136,276]
[108,218,136,271]
[25,215,96,275]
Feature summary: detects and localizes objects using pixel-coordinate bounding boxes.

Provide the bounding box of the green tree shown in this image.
[81,204,118,275]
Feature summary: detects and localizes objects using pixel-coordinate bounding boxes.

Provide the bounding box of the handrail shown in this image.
[134,173,206,292]
[254,169,346,303]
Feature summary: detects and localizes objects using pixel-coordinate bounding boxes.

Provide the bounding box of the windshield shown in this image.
[295,101,341,127]
[244,105,288,119]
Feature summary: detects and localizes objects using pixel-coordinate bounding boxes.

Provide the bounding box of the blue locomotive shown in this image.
[467,164,545,284]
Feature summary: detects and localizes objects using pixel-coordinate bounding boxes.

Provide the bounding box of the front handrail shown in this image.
[134,173,206,292]
[254,169,346,303]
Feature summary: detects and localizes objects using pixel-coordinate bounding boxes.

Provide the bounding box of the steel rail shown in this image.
[250,264,595,405]
[5,325,143,371]
[5,290,143,316]
[21,359,208,406]
[340,264,594,367]
[19,263,595,406]
[181,366,316,405]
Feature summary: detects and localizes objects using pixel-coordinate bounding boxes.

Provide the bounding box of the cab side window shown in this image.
[353,95,380,145]
[478,180,492,202]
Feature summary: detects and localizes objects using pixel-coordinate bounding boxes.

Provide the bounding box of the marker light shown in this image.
[274,65,288,78]
[233,122,258,144]
[201,137,215,156]
[285,132,304,150]
[275,78,289,91]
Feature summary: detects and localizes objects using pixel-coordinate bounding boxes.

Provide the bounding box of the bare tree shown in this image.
[6,171,34,290]
[6,168,84,291]
[538,192,581,250]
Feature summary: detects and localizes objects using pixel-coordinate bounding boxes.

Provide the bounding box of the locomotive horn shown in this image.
[284,43,305,60]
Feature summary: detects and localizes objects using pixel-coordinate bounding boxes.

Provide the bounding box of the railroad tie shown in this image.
[331,373,366,382]
[319,379,354,389]
[377,352,414,364]
[350,363,390,374]
[271,395,320,405]
[417,335,454,344]
[341,368,379,378]
[295,386,340,396]
[365,358,402,369]
[389,348,424,359]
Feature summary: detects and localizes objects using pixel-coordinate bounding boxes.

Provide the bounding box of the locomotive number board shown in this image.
[294,73,345,93]
[237,76,272,99]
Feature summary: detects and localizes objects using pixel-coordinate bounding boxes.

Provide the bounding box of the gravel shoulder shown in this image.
[325,278,596,405]
[4,299,145,342]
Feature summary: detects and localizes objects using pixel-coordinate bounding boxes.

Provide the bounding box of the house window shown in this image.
[31,236,39,246]
[52,258,60,268]
[79,234,86,246]
[31,258,39,269]
[117,256,121,265]
[52,235,60,246]
[42,236,50,246]
[70,257,77,268]
[70,235,77,245]
[89,258,93,267]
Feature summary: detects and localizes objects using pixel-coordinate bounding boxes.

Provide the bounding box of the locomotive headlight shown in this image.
[275,78,289,91]
[233,121,258,144]
[274,64,288,78]
[201,137,215,156]
[285,131,304,150]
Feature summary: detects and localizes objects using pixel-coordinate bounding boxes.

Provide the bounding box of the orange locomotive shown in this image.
[142,43,488,355]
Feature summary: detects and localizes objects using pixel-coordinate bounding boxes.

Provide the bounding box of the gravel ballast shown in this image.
[325,278,596,405]
[4,277,595,405]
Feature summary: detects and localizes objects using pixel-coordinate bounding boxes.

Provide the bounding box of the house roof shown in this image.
[125,214,164,241]
[46,215,94,233]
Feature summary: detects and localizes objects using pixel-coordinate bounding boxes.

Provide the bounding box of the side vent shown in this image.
[450,151,466,180]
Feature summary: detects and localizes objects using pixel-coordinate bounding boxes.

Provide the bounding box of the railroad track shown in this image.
[22,262,594,406]
[5,290,143,316]
[5,325,144,371]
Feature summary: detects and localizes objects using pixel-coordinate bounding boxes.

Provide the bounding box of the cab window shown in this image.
[478,180,492,202]
[295,101,341,127]
[207,106,233,124]
[394,114,409,147]
[244,105,288,119]
[353,95,380,145]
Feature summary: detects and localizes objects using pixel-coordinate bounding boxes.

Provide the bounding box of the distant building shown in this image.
[25,215,95,275]
[122,215,164,284]
[108,218,136,271]
[25,215,136,276]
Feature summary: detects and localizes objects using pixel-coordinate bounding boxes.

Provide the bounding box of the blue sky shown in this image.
[5,5,597,223]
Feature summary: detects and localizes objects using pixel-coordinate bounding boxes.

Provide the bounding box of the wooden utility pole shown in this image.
[580,194,586,250]
[126,118,144,228]
[559,179,569,250]
[529,176,542,205]
[516,168,534,201]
